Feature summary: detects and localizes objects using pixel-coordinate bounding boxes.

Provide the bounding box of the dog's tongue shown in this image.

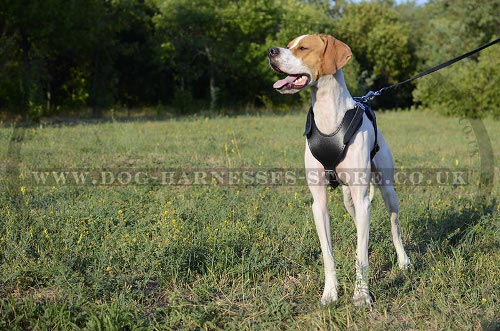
[273,75,296,89]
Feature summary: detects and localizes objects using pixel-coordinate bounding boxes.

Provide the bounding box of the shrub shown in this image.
[413,45,500,118]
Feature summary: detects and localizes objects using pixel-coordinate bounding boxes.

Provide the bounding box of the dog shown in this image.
[268,34,410,306]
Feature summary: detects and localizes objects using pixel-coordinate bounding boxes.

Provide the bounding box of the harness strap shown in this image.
[304,102,379,189]
[355,98,380,159]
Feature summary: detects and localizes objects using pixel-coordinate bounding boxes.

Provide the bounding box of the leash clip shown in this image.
[360,90,381,103]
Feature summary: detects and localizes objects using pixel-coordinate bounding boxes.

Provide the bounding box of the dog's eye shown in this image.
[299,46,308,50]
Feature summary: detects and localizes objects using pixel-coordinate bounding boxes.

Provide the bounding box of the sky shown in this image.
[352,0,428,4]
[397,0,428,4]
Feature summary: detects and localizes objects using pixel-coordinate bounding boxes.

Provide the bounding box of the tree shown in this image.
[109,0,167,108]
[411,0,500,117]
[0,0,113,117]
[153,0,332,110]
[4,0,492,117]
[0,0,166,118]
[334,1,415,108]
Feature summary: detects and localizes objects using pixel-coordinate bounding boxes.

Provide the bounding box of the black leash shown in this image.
[360,37,500,103]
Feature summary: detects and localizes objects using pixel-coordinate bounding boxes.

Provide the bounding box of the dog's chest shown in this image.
[303,102,379,187]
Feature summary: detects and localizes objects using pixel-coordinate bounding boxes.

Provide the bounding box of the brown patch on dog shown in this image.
[287,34,352,80]
[320,34,352,75]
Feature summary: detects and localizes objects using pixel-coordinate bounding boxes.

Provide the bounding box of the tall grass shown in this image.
[0,111,498,330]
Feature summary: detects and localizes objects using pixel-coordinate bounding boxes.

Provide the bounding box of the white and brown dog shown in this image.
[268,34,410,306]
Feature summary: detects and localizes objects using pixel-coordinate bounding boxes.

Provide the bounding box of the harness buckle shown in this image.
[324,169,335,176]
[324,169,343,189]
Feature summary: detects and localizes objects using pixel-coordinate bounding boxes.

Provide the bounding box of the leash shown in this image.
[359,37,500,103]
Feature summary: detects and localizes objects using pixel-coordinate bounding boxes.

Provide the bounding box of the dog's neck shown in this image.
[310,70,356,134]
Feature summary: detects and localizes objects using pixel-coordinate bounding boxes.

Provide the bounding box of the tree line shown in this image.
[0,0,498,119]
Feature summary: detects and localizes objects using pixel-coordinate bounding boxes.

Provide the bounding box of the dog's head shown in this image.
[268,34,352,94]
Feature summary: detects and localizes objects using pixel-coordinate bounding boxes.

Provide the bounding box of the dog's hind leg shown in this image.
[305,142,338,304]
[369,182,376,202]
[379,182,410,269]
[342,185,356,219]
[372,135,411,269]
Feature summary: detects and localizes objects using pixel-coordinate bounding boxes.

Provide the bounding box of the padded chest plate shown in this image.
[303,102,379,188]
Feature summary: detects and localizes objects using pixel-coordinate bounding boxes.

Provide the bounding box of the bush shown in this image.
[413,45,500,118]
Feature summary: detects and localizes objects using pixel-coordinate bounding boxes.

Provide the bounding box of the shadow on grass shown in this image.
[482,319,499,331]
[374,193,497,295]
[0,105,309,129]
[413,196,497,255]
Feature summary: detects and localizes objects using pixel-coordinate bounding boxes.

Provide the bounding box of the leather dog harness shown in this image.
[303,100,379,189]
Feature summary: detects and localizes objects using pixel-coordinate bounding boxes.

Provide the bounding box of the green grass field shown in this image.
[0,110,498,330]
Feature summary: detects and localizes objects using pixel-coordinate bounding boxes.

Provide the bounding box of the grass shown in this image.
[0,110,498,330]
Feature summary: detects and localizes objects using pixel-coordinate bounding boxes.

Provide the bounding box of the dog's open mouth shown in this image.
[271,65,310,93]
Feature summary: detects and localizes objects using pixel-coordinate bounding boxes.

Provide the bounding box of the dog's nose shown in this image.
[268,47,280,58]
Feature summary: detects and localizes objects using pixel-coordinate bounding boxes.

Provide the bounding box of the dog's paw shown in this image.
[321,289,338,305]
[353,289,372,307]
[398,256,411,270]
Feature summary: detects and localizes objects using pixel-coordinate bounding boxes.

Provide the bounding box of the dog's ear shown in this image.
[320,34,352,75]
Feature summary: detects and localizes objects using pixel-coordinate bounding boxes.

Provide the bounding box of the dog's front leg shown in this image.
[305,143,338,304]
[349,177,373,306]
